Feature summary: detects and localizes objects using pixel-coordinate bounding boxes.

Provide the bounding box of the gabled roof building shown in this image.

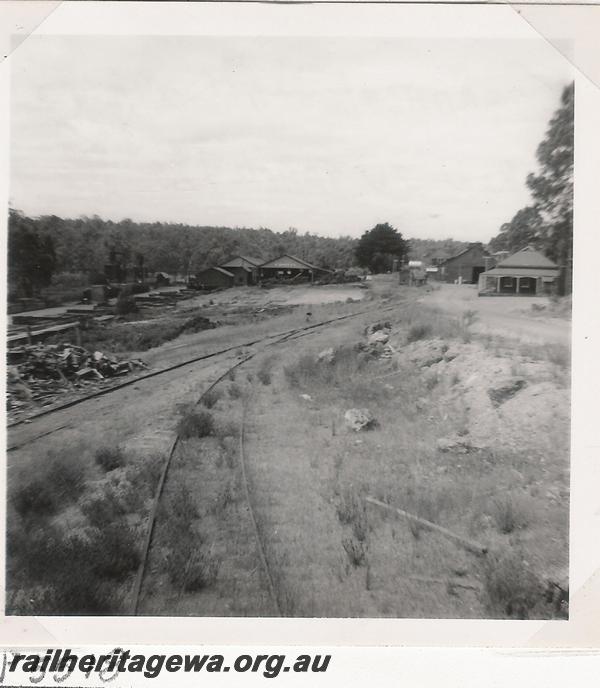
[219,255,263,286]
[478,246,561,296]
[437,243,488,284]
[259,254,332,281]
[191,266,235,290]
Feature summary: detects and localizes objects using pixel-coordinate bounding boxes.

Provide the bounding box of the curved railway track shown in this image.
[129,352,260,615]
[129,303,398,616]
[7,302,397,613]
[8,305,395,452]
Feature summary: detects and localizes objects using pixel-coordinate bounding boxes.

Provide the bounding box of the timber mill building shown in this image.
[436,243,488,284]
[190,253,332,290]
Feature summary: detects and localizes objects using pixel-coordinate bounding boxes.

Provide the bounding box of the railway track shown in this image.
[130,303,398,616]
[7,305,396,452]
[7,302,398,613]
[130,352,260,615]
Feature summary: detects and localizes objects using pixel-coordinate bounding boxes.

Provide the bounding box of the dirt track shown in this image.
[420,284,570,345]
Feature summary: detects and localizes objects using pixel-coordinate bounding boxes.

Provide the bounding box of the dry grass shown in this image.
[95,445,127,472]
[12,451,86,520]
[482,548,543,619]
[7,443,165,615]
[177,409,215,439]
[6,515,140,614]
[228,382,242,398]
[402,304,476,344]
[407,323,432,343]
[158,477,221,593]
[489,493,532,534]
[201,388,223,409]
[342,537,366,567]
[284,345,369,391]
[257,355,278,386]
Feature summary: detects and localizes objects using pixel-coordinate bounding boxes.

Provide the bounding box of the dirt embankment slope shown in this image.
[239,289,570,618]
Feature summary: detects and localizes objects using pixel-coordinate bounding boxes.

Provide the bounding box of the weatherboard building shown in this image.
[477,246,561,296]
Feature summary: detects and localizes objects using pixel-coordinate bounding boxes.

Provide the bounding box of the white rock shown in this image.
[317,347,335,364]
[344,408,377,432]
[367,330,390,345]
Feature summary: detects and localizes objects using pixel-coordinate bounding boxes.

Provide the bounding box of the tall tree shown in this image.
[354,222,408,273]
[526,83,573,268]
[488,206,542,254]
[489,82,573,288]
[8,209,57,297]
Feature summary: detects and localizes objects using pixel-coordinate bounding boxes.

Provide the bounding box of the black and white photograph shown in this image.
[4,6,576,624]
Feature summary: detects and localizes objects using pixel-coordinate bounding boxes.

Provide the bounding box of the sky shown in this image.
[10,35,572,242]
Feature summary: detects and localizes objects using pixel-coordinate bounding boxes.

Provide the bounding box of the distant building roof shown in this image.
[260,254,332,272]
[220,255,263,269]
[496,246,559,270]
[428,250,451,260]
[439,242,486,265]
[196,266,234,278]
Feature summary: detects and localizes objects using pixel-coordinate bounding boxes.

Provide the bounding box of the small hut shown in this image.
[218,255,262,286]
[191,267,235,290]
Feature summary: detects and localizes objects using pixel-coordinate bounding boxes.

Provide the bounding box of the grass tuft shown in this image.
[284,345,367,390]
[342,537,366,567]
[182,548,220,592]
[6,521,136,614]
[257,369,272,385]
[490,493,531,534]
[483,549,542,619]
[95,445,127,472]
[201,388,222,409]
[406,323,433,343]
[228,383,242,399]
[12,453,86,519]
[177,409,215,439]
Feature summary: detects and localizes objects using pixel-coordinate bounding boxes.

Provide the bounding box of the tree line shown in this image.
[7,213,360,296]
[8,209,470,297]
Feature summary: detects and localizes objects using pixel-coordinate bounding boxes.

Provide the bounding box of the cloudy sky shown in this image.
[10,35,571,241]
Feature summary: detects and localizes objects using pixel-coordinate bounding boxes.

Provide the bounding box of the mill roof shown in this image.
[196,266,234,278]
[260,254,330,272]
[220,255,263,268]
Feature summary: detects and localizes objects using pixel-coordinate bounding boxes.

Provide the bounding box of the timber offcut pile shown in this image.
[7,343,148,416]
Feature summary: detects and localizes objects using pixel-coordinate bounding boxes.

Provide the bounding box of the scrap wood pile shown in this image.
[7,342,148,414]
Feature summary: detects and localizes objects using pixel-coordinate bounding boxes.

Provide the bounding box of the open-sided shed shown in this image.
[259,254,331,282]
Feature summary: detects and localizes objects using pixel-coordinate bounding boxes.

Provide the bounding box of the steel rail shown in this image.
[8,304,391,430]
[130,305,397,615]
